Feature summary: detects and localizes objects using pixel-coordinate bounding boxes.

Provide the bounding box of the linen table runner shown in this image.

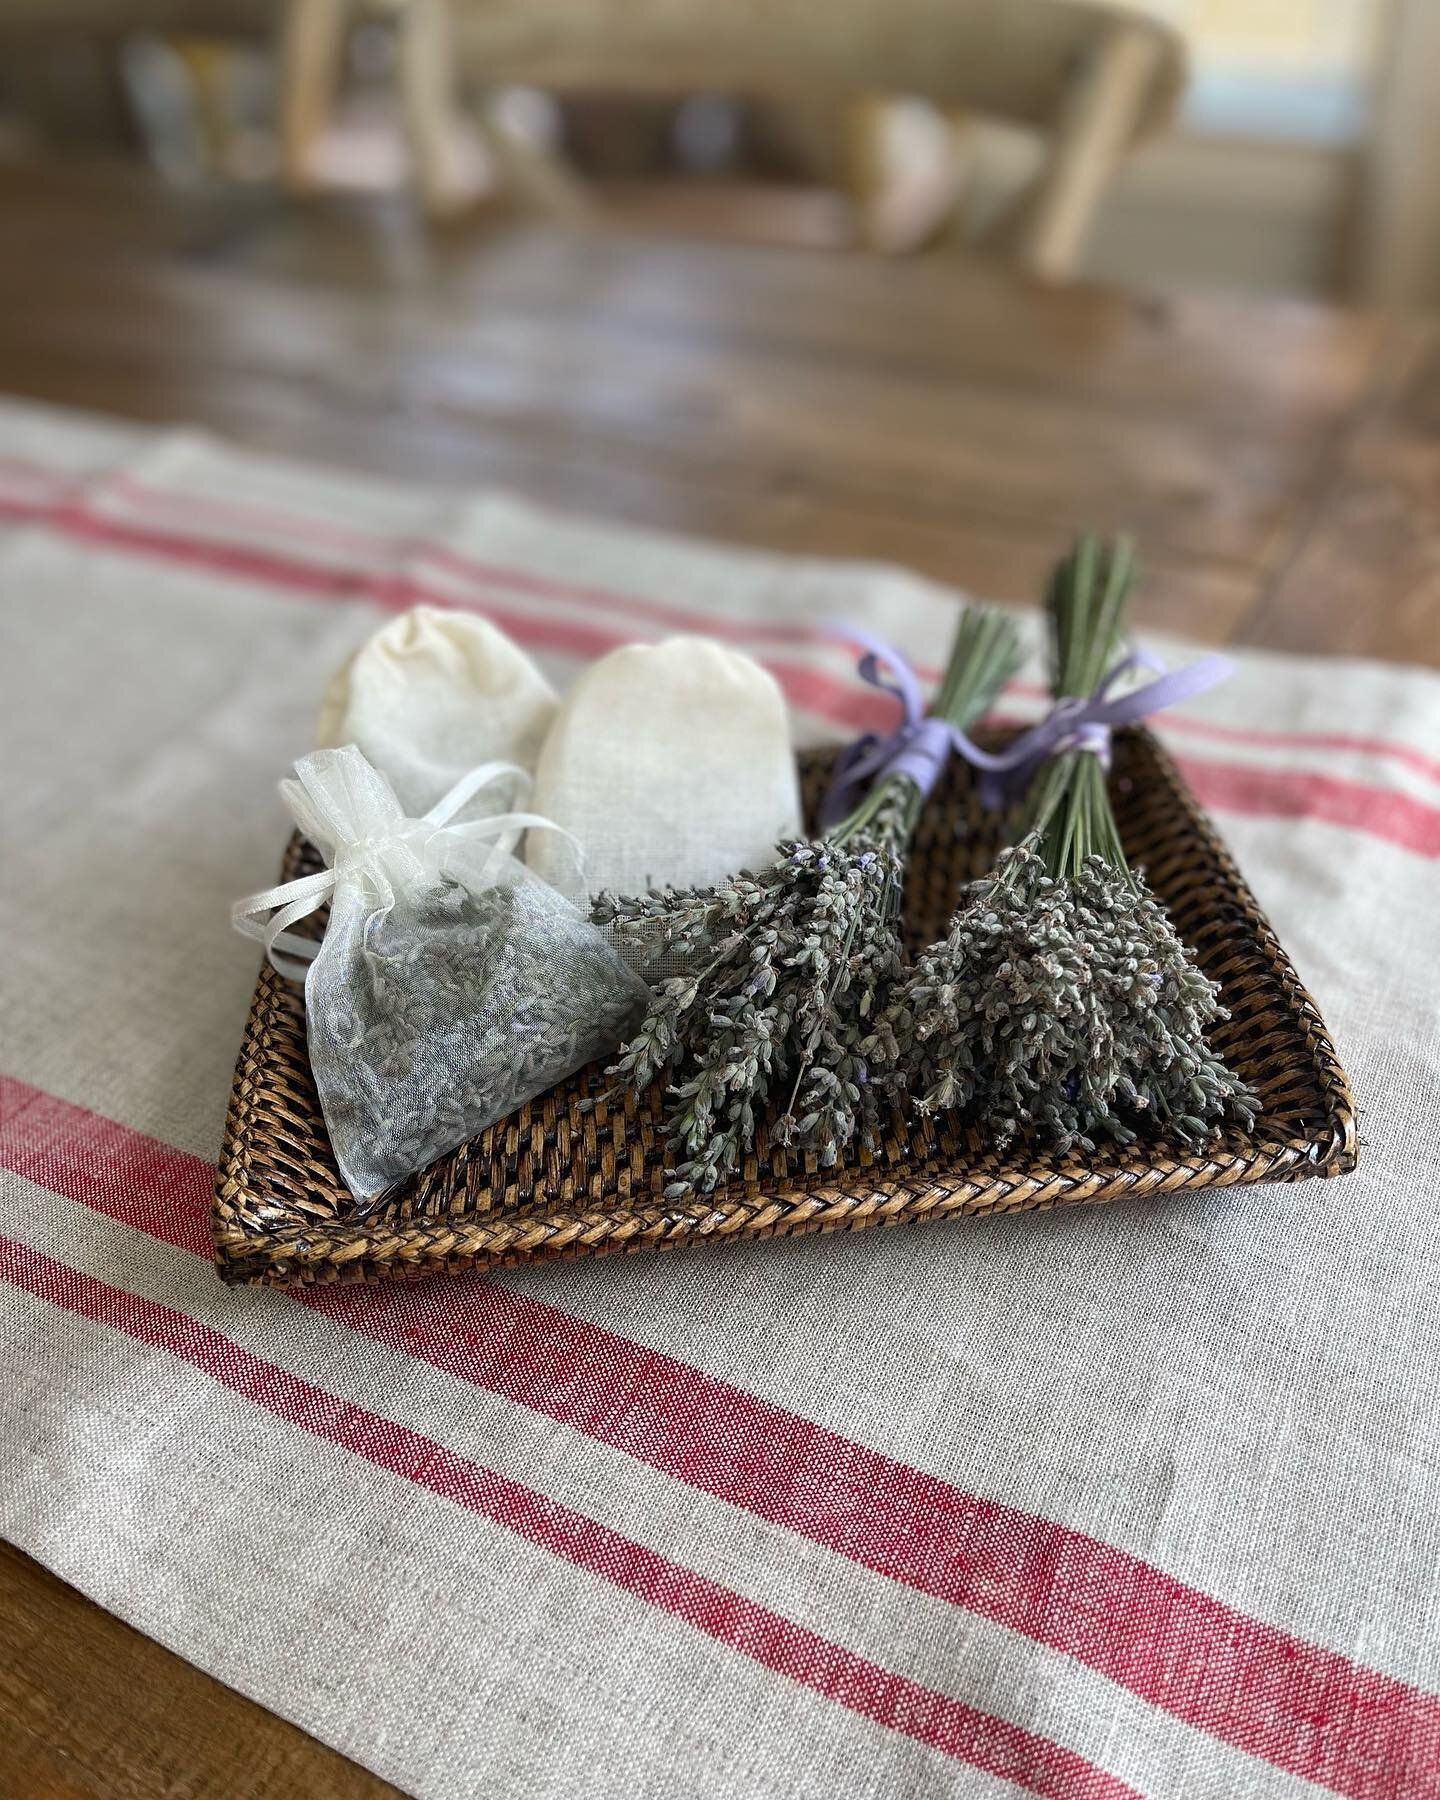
[2,397,1437,1800]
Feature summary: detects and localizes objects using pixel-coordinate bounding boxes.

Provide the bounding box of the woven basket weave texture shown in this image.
[213,730,1356,1287]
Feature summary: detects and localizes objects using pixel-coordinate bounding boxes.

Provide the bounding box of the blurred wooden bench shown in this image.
[280,0,1186,278]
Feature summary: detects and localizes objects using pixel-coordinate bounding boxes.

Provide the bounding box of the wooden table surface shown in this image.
[1,159,1437,1799]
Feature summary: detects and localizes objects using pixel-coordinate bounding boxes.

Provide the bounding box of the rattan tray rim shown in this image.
[213,726,1356,1287]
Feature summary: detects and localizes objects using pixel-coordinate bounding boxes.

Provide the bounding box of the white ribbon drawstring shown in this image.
[232,758,582,980]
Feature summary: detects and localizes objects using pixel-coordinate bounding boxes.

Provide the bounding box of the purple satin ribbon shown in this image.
[818,627,1233,828]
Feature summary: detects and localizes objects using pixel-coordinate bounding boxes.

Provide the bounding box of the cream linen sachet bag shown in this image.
[525,636,801,901]
[317,605,558,816]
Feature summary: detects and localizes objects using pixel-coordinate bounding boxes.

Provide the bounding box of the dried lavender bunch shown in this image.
[885,842,1256,1150]
[878,537,1258,1152]
[594,608,1023,1193]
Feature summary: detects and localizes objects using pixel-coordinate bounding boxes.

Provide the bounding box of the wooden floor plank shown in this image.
[1241,327,1440,666]
[0,1544,400,1800]
[0,253,1360,569]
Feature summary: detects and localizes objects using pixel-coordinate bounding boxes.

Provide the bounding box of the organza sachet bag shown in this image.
[233,745,648,1204]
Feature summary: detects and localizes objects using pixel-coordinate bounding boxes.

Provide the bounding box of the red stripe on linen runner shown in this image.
[0,461,839,653]
[0,1076,214,1254]
[77,471,1440,791]
[0,1234,1135,1800]
[2,487,1438,857]
[1102,711,1440,789]
[0,494,913,739]
[983,713,1440,854]
[1179,758,1440,858]
[84,477,1440,792]
[1005,677,1440,788]
[104,471,843,652]
[5,459,1440,795]
[5,1076,1440,1799]
[0,1072,215,1260]
[309,1284,1440,1800]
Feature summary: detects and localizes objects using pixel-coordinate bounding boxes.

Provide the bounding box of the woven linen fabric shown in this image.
[314,604,559,818]
[525,635,802,903]
[1,395,1437,1800]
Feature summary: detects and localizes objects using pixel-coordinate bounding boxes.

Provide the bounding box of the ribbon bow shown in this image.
[233,755,578,980]
[818,628,1233,829]
[817,629,964,829]
[951,648,1234,809]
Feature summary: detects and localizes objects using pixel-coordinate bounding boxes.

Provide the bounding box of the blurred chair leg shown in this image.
[844,95,971,255]
[472,95,590,222]
[1353,0,1440,306]
[844,94,896,249]
[1001,23,1161,281]
[397,0,488,218]
[279,0,346,191]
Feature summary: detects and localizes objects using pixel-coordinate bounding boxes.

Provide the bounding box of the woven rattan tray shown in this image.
[214,728,1356,1286]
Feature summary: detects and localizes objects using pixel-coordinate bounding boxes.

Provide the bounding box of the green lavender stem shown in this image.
[1022,533,1136,880]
